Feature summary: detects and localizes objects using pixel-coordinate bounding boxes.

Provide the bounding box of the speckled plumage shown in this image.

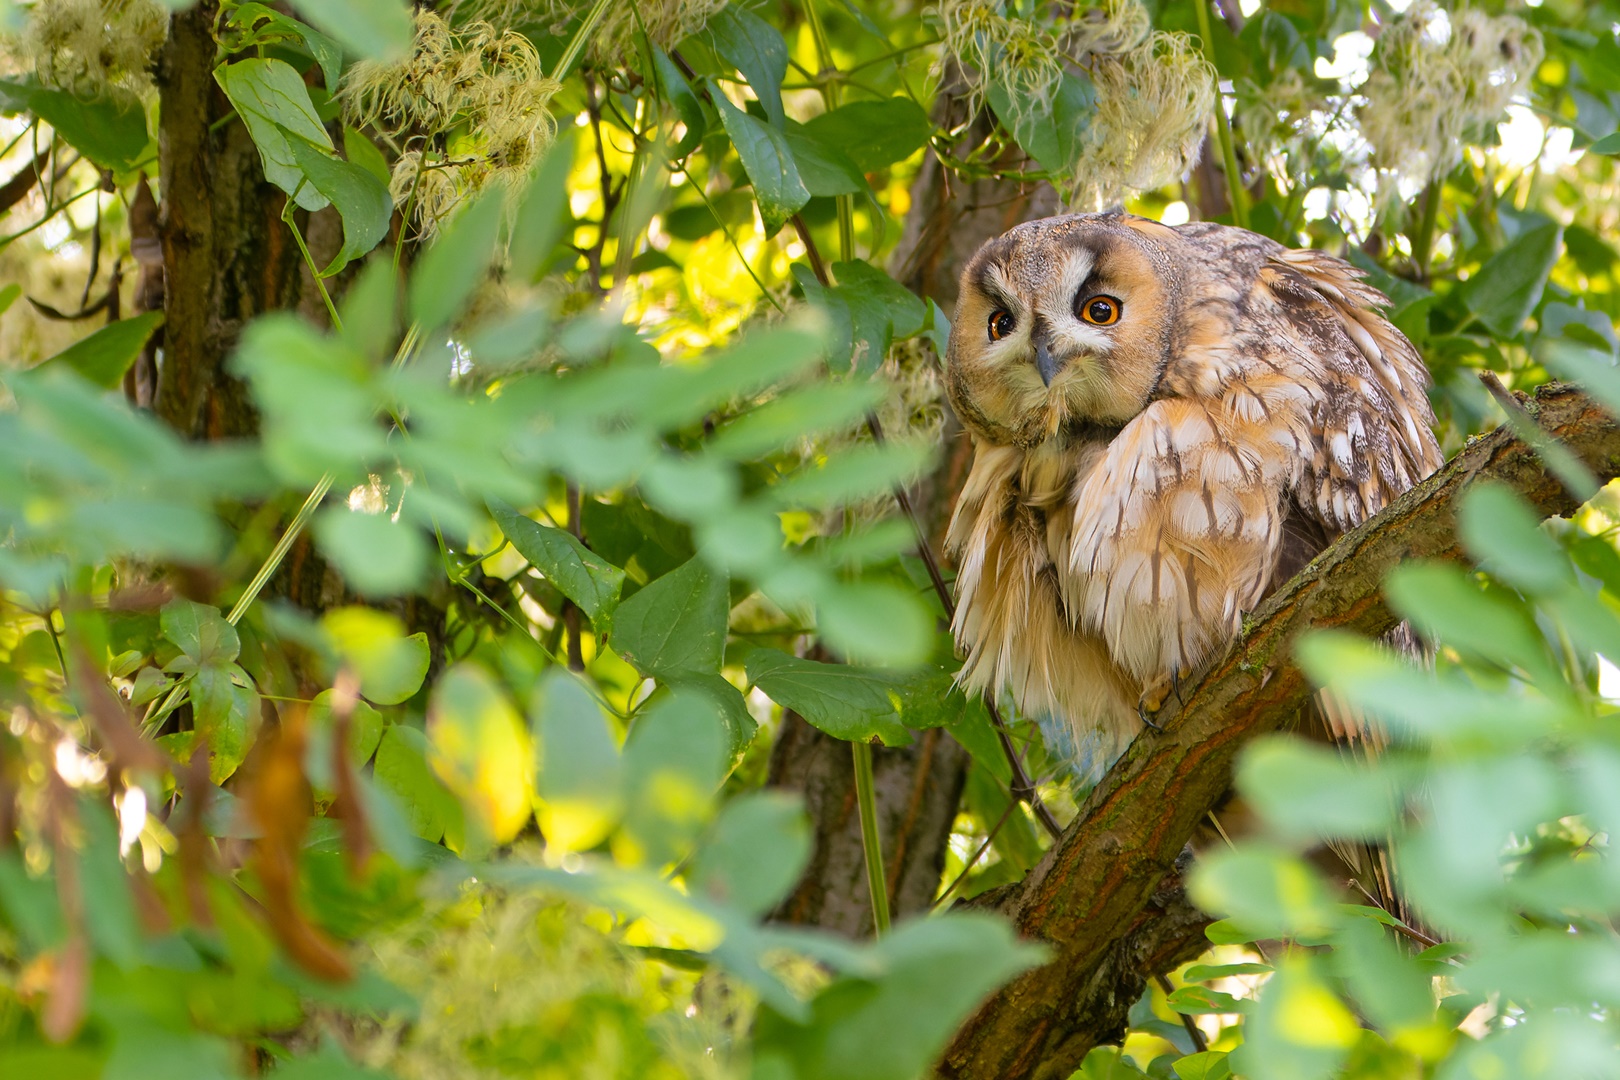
[944,212,1442,766]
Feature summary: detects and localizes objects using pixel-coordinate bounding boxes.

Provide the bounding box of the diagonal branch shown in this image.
[939,382,1620,1080]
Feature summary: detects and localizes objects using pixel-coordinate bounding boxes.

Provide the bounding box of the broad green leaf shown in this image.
[321,607,431,705]
[491,500,625,624]
[1183,962,1273,981]
[287,0,413,60]
[1455,220,1562,337]
[226,4,343,91]
[531,670,623,854]
[1173,1052,1234,1080]
[1540,340,1620,419]
[619,688,726,866]
[708,5,788,127]
[282,133,393,274]
[373,724,458,842]
[1593,131,1620,155]
[1331,916,1436,1035]
[342,126,391,185]
[161,598,241,669]
[985,69,1095,174]
[272,1041,394,1080]
[1457,483,1569,594]
[1165,986,1248,1015]
[751,913,1047,1080]
[191,665,260,783]
[409,186,505,328]
[427,663,533,846]
[783,122,869,197]
[651,46,706,157]
[1237,736,1407,841]
[37,312,163,389]
[690,792,811,916]
[745,647,911,745]
[0,77,148,171]
[803,98,932,173]
[214,58,335,211]
[611,556,729,678]
[713,92,809,238]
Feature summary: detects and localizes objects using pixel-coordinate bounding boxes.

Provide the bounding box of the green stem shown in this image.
[1412,178,1441,282]
[852,738,891,936]
[554,0,614,80]
[1194,0,1248,230]
[803,0,856,263]
[282,200,341,325]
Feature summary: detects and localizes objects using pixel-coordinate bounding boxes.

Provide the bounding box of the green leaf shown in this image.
[37,312,163,389]
[282,133,393,274]
[611,556,729,678]
[803,98,932,173]
[708,5,788,128]
[690,791,810,916]
[305,689,385,796]
[752,913,1047,1080]
[1190,845,1340,939]
[214,58,335,211]
[713,92,809,238]
[1166,986,1248,1015]
[532,669,623,854]
[985,70,1095,174]
[1592,131,1620,155]
[161,599,241,669]
[0,283,20,316]
[409,186,505,328]
[1457,483,1570,594]
[342,126,391,185]
[314,506,431,597]
[783,122,869,197]
[651,47,706,157]
[286,0,414,61]
[620,688,727,866]
[191,665,260,783]
[373,724,458,842]
[1237,959,1358,1080]
[322,607,430,705]
[490,500,625,625]
[1237,735,1406,841]
[1173,1052,1234,1080]
[427,663,533,846]
[226,4,344,91]
[1456,220,1562,337]
[666,671,759,765]
[0,78,149,171]
[507,128,578,282]
[1384,562,1558,682]
[818,581,932,667]
[745,647,911,746]
[1183,962,1273,981]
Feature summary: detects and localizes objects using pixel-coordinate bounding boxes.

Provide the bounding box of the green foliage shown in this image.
[6,0,1620,1076]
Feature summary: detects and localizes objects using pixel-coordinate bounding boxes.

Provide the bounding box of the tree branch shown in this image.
[940,382,1620,1080]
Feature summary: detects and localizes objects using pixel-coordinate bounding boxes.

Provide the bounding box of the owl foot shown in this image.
[1137,669,1181,731]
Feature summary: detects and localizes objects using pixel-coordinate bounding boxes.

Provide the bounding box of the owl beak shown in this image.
[1034,339,1060,387]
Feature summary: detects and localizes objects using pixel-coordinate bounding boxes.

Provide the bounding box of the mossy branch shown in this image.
[938,382,1620,1080]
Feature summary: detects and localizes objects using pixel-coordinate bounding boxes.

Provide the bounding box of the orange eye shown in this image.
[987,309,1015,341]
[1080,295,1122,326]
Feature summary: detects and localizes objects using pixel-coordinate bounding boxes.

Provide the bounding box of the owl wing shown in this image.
[1059,243,1442,699]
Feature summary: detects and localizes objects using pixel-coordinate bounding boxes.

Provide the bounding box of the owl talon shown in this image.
[1137,701,1163,732]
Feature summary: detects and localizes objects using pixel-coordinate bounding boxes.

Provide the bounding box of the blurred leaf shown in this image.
[1235,958,1359,1080]
[322,607,430,705]
[1237,736,1406,841]
[651,47,706,157]
[1190,844,1340,939]
[713,91,809,237]
[611,556,728,678]
[507,129,578,282]
[690,791,810,916]
[1457,483,1571,594]
[532,669,623,854]
[305,689,385,796]
[752,913,1047,1080]
[37,312,163,389]
[1455,220,1561,337]
[1166,986,1247,1015]
[373,724,457,843]
[215,58,334,211]
[410,186,505,328]
[1384,562,1558,683]
[619,688,727,866]
[286,0,413,60]
[708,5,787,127]
[313,507,431,597]
[818,581,932,667]
[427,663,533,846]
[1173,1052,1234,1080]
[1593,131,1620,155]
[161,599,240,670]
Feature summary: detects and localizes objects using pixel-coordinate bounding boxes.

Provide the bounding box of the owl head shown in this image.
[946,212,1183,447]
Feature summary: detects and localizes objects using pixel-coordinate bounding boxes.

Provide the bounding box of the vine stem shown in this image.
[1412,178,1441,282]
[554,0,614,80]
[1194,0,1248,230]
[851,738,892,935]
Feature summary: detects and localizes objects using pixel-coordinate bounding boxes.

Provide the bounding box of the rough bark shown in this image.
[155,3,333,441]
[939,383,1620,1080]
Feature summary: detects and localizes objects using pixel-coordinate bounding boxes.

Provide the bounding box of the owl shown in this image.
[944,212,1442,768]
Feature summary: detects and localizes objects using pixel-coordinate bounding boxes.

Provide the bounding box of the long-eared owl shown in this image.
[944,212,1442,769]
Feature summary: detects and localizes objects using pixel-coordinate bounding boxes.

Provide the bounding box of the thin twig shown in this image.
[1153,972,1209,1054]
[934,794,1018,909]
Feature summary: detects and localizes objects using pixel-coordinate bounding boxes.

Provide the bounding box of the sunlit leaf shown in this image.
[707,5,788,127]
[531,670,623,854]
[286,0,413,60]
[427,663,533,846]
[713,91,809,237]
[611,556,729,678]
[321,607,430,705]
